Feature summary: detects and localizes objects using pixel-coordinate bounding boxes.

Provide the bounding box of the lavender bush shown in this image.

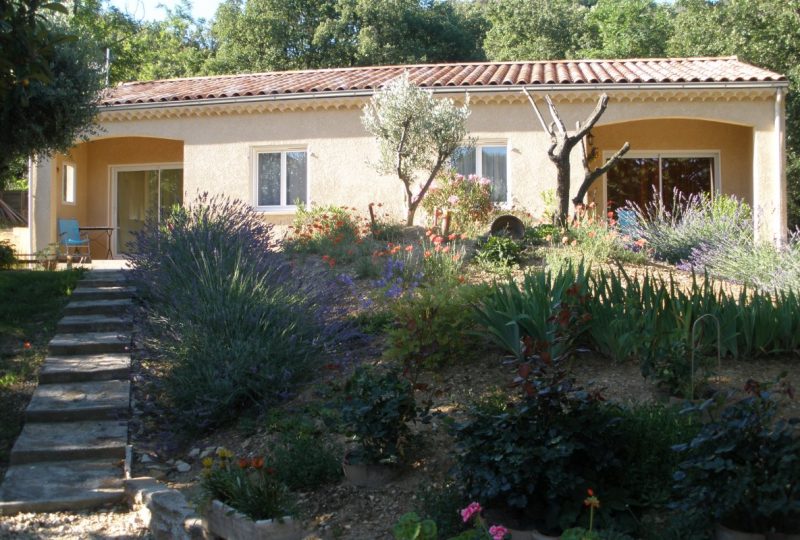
[127,194,346,431]
[624,190,752,264]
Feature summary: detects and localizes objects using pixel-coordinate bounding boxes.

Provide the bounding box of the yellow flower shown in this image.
[201,457,214,469]
[216,447,233,460]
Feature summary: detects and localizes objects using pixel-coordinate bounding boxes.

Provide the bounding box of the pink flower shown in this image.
[489,525,509,540]
[448,195,460,205]
[460,502,482,523]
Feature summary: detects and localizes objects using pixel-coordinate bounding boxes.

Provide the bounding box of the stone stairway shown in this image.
[0,269,133,516]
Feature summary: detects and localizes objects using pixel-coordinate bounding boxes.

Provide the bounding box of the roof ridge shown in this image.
[116,56,744,87]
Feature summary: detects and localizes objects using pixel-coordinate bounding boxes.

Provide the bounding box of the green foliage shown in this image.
[482,0,589,61]
[269,431,343,491]
[200,451,293,521]
[288,204,368,263]
[392,512,438,540]
[475,235,523,267]
[385,283,489,375]
[341,366,420,465]
[626,192,752,265]
[582,0,671,58]
[1,21,101,183]
[474,262,592,362]
[672,384,800,534]
[361,72,471,225]
[208,0,485,74]
[525,223,559,245]
[421,169,494,234]
[415,481,470,538]
[0,241,16,270]
[127,195,326,432]
[452,365,622,535]
[566,214,647,266]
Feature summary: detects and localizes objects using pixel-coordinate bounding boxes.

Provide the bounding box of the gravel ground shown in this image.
[0,506,151,539]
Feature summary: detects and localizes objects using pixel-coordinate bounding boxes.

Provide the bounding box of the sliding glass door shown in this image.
[115,166,183,253]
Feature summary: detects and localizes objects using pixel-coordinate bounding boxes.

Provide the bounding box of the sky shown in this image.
[108,0,223,22]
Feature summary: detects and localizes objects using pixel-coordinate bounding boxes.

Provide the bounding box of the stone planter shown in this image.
[341,451,399,488]
[205,500,305,540]
[715,523,766,540]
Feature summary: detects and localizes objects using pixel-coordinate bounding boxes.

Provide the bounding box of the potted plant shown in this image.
[452,361,624,536]
[200,448,304,540]
[340,366,421,488]
[672,379,800,538]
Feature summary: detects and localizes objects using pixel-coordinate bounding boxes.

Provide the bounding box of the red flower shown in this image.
[238,458,250,469]
[251,457,265,469]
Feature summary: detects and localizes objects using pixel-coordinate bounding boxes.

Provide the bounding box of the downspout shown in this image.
[775,87,787,246]
[27,156,33,255]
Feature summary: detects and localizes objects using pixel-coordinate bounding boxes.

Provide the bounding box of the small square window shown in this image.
[62,164,76,204]
[452,144,508,203]
[255,149,307,209]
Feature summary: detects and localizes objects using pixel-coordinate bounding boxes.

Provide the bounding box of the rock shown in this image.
[175,461,191,473]
[146,466,168,481]
[188,448,200,459]
[140,454,153,463]
[200,447,216,458]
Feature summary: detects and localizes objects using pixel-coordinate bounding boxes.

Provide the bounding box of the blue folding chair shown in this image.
[57,218,90,263]
[616,209,638,237]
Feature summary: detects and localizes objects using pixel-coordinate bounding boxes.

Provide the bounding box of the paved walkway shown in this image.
[0,269,134,515]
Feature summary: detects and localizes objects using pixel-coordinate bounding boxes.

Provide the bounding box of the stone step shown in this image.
[10,421,128,465]
[40,354,131,384]
[79,277,127,288]
[0,459,125,516]
[57,314,133,334]
[71,286,136,301]
[26,380,130,423]
[49,332,131,356]
[63,299,132,316]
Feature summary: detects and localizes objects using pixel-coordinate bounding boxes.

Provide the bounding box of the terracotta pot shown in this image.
[715,523,766,540]
[206,500,304,540]
[341,451,399,488]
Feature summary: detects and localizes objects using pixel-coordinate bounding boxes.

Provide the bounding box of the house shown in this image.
[24,56,788,258]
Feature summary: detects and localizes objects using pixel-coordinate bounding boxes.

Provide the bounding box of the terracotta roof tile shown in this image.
[99,57,786,107]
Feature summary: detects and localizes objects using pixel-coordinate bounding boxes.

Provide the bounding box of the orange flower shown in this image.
[561,236,569,245]
[322,255,330,262]
[570,239,578,247]
[587,231,597,238]
[424,250,432,258]
[328,258,336,268]
[433,236,444,245]
[442,246,451,253]
[448,233,458,241]
[251,457,264,469]
[405,245,413,252]
[23,341,31,349]
[238,458,250,469]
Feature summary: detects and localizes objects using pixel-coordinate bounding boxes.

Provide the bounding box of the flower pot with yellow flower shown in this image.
[200,448,305,540]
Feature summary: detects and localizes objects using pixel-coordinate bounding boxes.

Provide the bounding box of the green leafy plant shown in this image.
[288,204,369,263]
[0,240,16,270]
[422,168,493,234]
[392,512,438,540]
[341,367,420,465]
[385,283,489,377]
[200,448,293,521]
[269,431,343,491]
[475,235,523,267]
[415,480,470,538]
[452,363,622,535]
[525,223,559,245]
[671,380,800,534]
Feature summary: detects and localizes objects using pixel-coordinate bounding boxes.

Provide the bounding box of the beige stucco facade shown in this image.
[27,85,788,257]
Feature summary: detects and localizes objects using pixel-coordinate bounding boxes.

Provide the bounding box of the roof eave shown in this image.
[99,79,790,112]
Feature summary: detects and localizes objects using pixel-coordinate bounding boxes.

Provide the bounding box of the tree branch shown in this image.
[522,87,552,136]
[571,93,609,143]
[544,95,567,136]
[572,141,631,206]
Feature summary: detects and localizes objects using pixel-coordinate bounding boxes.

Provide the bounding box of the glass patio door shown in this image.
[116,167,183,253]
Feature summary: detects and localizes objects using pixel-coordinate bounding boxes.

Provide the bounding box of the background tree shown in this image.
[580,0,672,58]
[362,73,471,226]
[481,0,589,61]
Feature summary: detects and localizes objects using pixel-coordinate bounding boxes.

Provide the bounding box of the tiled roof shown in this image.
[100,57,786,107]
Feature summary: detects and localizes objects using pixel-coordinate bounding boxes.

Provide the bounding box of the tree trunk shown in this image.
[554,155,571,227]
[406,202,418,226]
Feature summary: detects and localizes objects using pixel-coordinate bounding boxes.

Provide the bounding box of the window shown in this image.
[255,149,307,209]
[605,153,717,212]
[452,144,508,203]
[62,163,76,204]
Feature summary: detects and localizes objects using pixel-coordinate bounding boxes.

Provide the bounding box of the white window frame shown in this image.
[454,140,511,206]
[602,150,721,209]
[62,162,77,205]
[252,146,310,213]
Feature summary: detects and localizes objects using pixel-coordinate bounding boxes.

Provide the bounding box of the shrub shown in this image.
[672,382,800,534]
[624,191,752,264]
[525,223,559,245]
[688,232,800,292]
[269,431,342,491]
[341,366,420,465]
[475,235,523,267]
[414,480,470,538]
[567,212,647,265]
[200,448,293,520]
[0,240,15,270]
[422,169,493,233]
[452,364,622,535]
[384,283,490,377]
[127,195,335,431]
[288,204,369,263]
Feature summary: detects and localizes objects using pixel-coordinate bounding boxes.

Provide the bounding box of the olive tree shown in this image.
[362,73,471,226]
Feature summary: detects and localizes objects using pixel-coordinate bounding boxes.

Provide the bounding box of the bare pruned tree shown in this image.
[522,90,630,225]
